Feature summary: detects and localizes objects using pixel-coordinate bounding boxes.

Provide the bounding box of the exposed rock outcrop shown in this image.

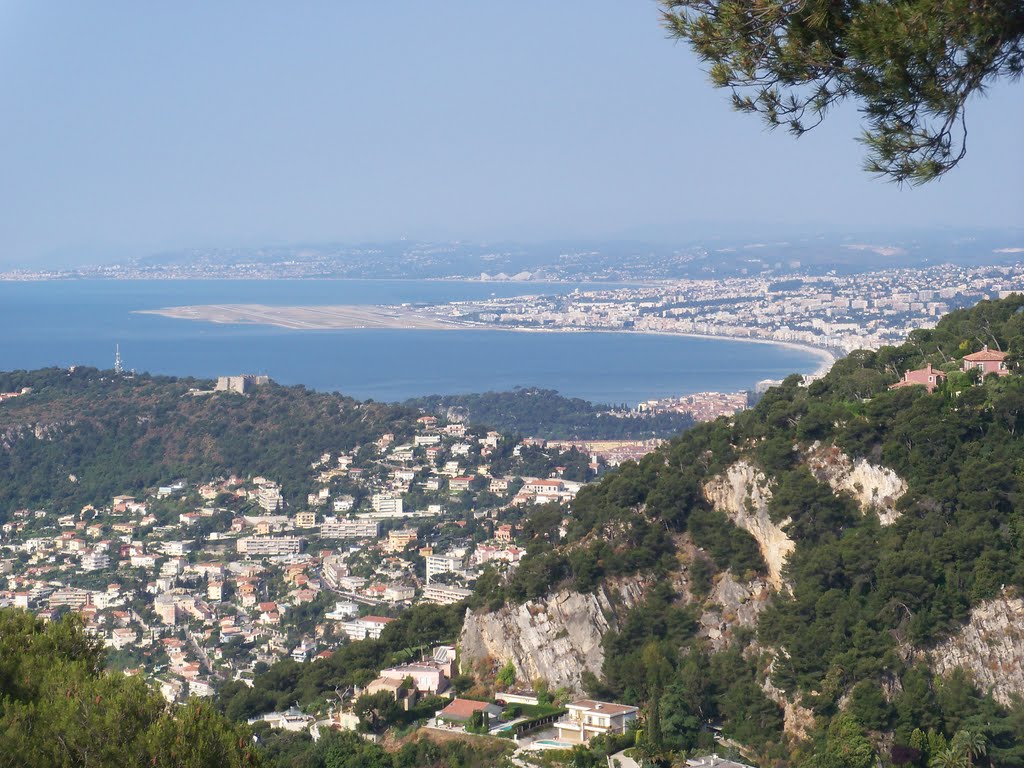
[804,442,906,525]
[927,592,1024,706]
[458,576,648,692]
[703,461,794,590]
[697,572,771,651]
[762,657,816,741]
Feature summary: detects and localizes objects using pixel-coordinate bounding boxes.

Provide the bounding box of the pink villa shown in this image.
[962,345,1010,377]
[890,363,945,393]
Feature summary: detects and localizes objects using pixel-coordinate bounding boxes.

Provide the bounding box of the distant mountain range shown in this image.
[9,227,1022,281]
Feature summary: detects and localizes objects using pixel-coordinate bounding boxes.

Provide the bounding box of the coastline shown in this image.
[137,303,837,380]
[476,325,837,378]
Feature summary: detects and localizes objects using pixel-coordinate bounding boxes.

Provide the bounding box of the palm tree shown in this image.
[929,747,969,768]
[951,730,988,767]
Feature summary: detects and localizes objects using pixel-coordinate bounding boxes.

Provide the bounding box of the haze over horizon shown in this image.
[1,2,1021,268]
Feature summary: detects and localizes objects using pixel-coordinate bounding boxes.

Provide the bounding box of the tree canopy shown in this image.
[0,609,258,768]
[660,0,1024,183]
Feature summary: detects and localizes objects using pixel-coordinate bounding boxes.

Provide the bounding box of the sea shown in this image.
[0,279,821,406]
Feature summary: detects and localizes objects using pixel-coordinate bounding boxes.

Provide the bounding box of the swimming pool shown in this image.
[531,740,574,750]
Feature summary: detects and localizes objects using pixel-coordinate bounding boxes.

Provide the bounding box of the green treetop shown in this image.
[661,0,1024,183]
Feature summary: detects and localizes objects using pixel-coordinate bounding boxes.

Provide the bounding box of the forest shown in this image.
[405,387,695,439]
[0,368,420,518]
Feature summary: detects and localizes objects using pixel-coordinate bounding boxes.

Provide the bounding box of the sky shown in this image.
[0,2,1021,267]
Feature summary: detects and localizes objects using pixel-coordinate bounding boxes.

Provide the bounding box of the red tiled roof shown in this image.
[964,345,1008,362]
[439,698,492,719]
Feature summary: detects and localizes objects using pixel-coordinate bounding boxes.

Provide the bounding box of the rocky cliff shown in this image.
[804,441,906,525]
[696,572,771,651]
[703,461,794,590]
[927,592,1024,706]
[458,576,648,692]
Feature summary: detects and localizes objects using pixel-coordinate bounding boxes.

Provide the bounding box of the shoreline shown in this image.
[137,304,837,380]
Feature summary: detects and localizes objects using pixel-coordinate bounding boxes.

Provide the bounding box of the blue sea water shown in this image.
[0,280,820,405]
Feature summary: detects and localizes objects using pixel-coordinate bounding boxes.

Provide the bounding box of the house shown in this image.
[383,528,418,553]
[890,363,945,393]
[421,584,473,605]
[108,627,138,650]
[250,706,313,732]
[379,662,449,694]
[366,676,405,699]
[555,699,639,744]
[449,476,474,492]
[524,479,564,495]
[436,698,503,725]
[962,345,1010,377]
[383,584,416,603]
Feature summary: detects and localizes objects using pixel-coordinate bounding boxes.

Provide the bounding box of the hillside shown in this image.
[0,368,419,518]
[462,296,1024,766]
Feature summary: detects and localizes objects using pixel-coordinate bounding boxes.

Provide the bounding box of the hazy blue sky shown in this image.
[1,2,1021,266]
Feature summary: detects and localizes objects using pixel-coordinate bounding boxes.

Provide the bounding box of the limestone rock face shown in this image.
[762,659,816,741]
[927,593,1024,706]
[703,461,794,590]
[697,572,771,651]
[458,576,647,692]
[804,441,906,525]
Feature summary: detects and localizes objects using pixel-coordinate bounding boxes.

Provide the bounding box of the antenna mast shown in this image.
[114,344,123,375]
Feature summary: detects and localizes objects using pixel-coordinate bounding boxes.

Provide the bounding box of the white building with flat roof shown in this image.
[555,700,639,744]
[236,536,304,556]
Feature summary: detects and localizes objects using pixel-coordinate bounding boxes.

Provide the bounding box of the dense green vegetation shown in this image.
[251,728,511,768]
[477,296,1024,765]
[0,608,257,767]
[406,387,695,439]
[660,0,1024,183]
[0,368,419,517]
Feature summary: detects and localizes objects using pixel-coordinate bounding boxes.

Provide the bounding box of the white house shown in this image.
[555,699,639,744]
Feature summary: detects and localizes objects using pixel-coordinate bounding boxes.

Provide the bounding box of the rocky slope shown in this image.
[803,441,906,525]
[458,576,648,691]
[928,592,1024,706]
[703,460,793,590]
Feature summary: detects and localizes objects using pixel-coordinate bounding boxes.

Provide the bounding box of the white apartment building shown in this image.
[256,483,284,512]
[236,536,304,556]
[321,518,379,539]
[425,553,464,584]
[421,584,473,605]
[371,494,404,516]
[81,550,110,571]
[340,615,395,641]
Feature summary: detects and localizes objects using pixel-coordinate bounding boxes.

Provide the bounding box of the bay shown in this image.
[0,279,821,405]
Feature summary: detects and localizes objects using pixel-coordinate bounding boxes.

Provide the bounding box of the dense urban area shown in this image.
[433,263,1024,356]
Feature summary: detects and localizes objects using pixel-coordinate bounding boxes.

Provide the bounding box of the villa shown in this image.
[890,363,945,393]
[962,345,1010,377]
[555,699,639,744]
